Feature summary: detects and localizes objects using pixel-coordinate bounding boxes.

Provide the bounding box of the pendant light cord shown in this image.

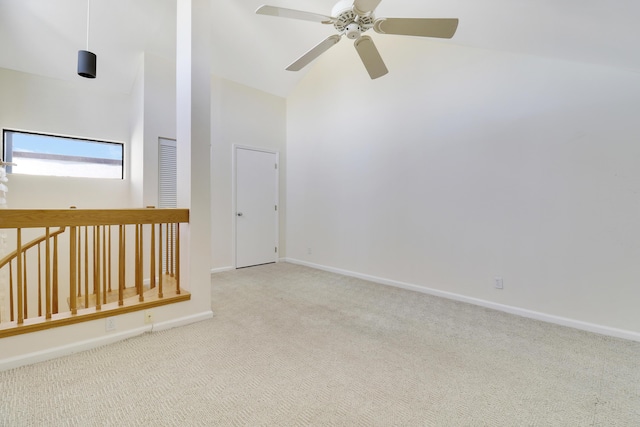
[86,0,91,50]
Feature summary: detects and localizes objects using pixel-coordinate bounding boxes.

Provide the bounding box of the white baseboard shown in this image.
[154,311,213,331]
[211,266,234,274]
[0,310,214,372]
[284,258,640,343]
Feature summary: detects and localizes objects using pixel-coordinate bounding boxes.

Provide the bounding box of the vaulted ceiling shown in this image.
[1,0,639,98]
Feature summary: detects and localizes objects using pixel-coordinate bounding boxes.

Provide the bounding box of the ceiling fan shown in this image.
[256,0,459,79]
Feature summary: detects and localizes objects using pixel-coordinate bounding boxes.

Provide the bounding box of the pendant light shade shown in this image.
[78,0,96,79]
[77,50,97,78]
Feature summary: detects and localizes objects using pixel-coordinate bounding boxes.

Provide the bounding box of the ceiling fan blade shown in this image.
[354,35,388,79]
[353,0,382,15]
[286,35,342,71]
[373,18,459,38]
[256,5,334,24]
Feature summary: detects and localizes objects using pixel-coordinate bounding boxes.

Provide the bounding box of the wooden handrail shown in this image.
[0,208,189,228]
[0,227,65,269]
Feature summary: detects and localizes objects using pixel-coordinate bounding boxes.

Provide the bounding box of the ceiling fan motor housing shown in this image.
[332,0,375,38]
[331,0,355,18]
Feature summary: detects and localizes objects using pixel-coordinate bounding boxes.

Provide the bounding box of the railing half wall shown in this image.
[0,208,190,338]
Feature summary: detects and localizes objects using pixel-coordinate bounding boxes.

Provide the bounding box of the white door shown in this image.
[235,147,278,268]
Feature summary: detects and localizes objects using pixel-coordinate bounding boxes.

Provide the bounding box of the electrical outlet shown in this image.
[105,318,116,331]
[307,247,312,255]
[494,277,504,290]
[144,310,154,324]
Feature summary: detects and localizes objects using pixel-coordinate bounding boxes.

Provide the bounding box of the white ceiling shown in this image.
[1,0,639,98]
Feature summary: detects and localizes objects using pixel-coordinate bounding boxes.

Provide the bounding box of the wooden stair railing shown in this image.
[0,227,66,322]
[0,208,190,338]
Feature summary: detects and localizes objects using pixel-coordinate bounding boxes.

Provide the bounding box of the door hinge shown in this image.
[275,163,278,170]
[275,247,278,253]
[275,205,278,211]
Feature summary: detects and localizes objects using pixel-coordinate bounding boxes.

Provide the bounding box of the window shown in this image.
[2,129,124,179]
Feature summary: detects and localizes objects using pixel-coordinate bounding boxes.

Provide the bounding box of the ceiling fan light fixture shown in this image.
[345,23,363,39]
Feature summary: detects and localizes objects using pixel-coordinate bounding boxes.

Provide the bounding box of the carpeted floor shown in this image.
[1,262,639,426]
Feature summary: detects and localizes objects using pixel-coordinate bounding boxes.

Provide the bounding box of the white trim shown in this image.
[0,311,213,372]
[211,266,234,274]
[231,146,237,268]
[284,258,640,343]
[233,144,280,154]
[152,310,213,332]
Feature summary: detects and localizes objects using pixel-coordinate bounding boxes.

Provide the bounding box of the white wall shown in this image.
[0,68,131,208]
[130,52,177,208]
[144,54,178,208]
[286,38,640,337]
[0,33,209,368]
[211,78,287,270]
[128,56,288,272]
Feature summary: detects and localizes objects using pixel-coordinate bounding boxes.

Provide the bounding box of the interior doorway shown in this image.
[234,146,279,268]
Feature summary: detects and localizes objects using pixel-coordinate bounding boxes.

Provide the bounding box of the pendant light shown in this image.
[78,0,97,78]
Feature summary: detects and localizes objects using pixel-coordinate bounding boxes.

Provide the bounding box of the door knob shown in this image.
[237,212,243,217]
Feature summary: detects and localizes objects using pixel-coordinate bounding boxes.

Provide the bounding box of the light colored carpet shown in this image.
[1,262,639,426]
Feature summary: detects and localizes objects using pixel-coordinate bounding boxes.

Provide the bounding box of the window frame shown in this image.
[2,129,125,180]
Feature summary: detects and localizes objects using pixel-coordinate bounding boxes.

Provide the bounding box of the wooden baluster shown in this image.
[150,222,156,289]
[84,226,89,294]
[53,235,59,314]
[78,226,89,308]
[9,262,14,321]
[170,223,175,277]
[95,226,101,311]
[22,251,28,319]
[158,222,163,298]
[92,226,96,296]
[16,228,24,325]
[138,224,144,302]
[83,227,88,308]
[76,227,80,300]
[165,223,170,276]
[107,226,112,292]
[146,207,156,291]
[102,225,106,304]
[77,229,82,299]
[45,227,52,320]
[38,242,42,317]
[121,225,126,301]
[176,223,180,294]
[134,224,139,297]
[69,226,77,315]
[118,225,124,306]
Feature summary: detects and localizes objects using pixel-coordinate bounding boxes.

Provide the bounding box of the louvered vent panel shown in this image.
[158,138,177,274]
[159,138,177,208]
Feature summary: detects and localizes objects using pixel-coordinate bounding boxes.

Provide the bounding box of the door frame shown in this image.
[232,144,280,268]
